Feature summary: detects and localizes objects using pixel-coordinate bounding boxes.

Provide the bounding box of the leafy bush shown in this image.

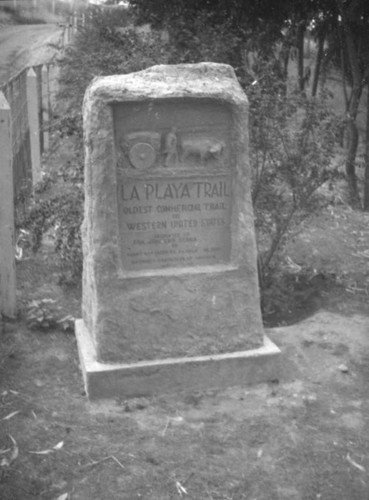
[247,62,342,277]
[16,158,84,284]
[26,299,74,331]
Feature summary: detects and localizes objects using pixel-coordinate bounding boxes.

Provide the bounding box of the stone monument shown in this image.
[75,62,280,400]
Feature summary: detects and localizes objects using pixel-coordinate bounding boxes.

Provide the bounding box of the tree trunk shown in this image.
[280,41,290,81]
[261,206,297,272]
[339,26,350,112]
[311,28,325,97]
[338,28,349,146]
[297,22,305,92]
[364,84,369,211]
[341,10,363,207]
[345,120,361,208]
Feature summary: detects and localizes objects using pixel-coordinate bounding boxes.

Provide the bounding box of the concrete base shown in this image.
[75,319,281,400]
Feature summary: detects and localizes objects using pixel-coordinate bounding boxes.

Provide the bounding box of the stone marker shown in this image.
[75,62,280,400]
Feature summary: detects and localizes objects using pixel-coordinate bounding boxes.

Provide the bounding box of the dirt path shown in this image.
[0,24,62,83]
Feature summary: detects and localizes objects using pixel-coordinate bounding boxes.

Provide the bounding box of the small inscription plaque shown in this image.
[118,176,232,271]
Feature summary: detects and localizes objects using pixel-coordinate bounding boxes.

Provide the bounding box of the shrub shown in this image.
[16,184,84,284]
[247,62,342,277]
[26,299,74,331]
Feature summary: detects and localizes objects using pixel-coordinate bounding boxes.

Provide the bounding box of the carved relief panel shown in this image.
[114,98,232,172]
[113,98,234,272]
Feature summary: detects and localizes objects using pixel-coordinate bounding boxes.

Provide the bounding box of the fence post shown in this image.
[41,65,50,152]
[0,92,16,318]
[26,68,42,186]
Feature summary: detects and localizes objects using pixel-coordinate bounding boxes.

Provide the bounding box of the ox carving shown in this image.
[181,138,225,165]
[118,128,226,170]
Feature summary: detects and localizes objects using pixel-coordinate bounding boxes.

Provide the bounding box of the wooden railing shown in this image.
[0,25,69,317]
[0,8,84,317]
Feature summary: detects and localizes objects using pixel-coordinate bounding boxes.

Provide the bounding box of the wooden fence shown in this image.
[1,8,90,317]
[0,92,16,318]
[0,23,71,317]
[0,63,59,198]
[0,63,59,318]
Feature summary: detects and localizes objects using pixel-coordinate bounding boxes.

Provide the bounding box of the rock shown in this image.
[338,363,349,373]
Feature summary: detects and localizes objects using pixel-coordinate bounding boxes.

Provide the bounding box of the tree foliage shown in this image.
[131,0,369,209]
[130,0,288,68]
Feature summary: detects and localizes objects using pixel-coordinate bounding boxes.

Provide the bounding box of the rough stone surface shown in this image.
[75,320,281,400]
[82,62,264,363]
